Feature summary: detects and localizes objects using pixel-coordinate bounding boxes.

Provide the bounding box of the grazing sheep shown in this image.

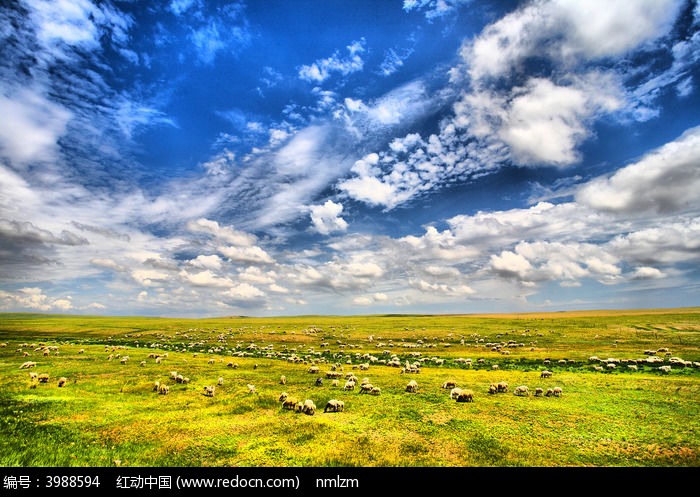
[359,383,374,394]
[331,379,339,387]
[301,399,316,415]
[369,386,381,396]
[139,360,146,367]
[343,380,356,391]
[324,399,345,413]
[120,356,129,364]
[405,379,419,393]
[540,370,553,379]
[29,372,38,381]
[496,381,508,393]
[247,384,256,394]
[57,377,68,387]
[203,385,215,397]
[208,358,215,365]
[546,386,563,397]
[38,373,49,383]
[279,375,286,385]
[307,366,320,374]
[514,385,529,396]
[278,392,289,402]
[534,387,544,397]
[450,387,464,399]
[627,365,638,371]
[158,384,169,395]
[282,396,299,410]
[153,381,160,392]
[78,349,85,354]
[492,364,500,370]
[593,365,604,371]
[227,362,238,369]
[488,384,498,395]
[455,389,474,402]
[659,365,672,374]
[19,361,37,369]
[442,380,457,389]
[314,377,323,387]
[217,377,224,386]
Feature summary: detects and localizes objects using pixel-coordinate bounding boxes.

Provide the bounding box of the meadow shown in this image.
[1,308,699,467]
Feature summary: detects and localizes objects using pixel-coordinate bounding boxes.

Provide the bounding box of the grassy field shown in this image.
[1,308,699,467]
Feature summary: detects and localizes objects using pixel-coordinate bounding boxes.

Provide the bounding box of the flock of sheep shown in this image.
[10,332,696,421]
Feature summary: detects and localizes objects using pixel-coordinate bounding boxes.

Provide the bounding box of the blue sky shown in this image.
[1,0,699,317]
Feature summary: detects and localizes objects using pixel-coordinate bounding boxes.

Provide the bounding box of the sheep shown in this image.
[314,377,323,387]
[659,365,672,374]
[217,377,224,386]
[441,380,457,389]
[170,371,179,380]
[139,360,147,367]
[534,387,544,397]
[369,386,381,396]
[208,358,215,365]
[282,396,299,410]
[203,385,215,397]
[455,389,474,402]
[29,372,38,381]
[450,387,464,399]
[301,399,316,415]
[546,387,563,397]
[153,381,161,392]
[359,383,374,394]
[158,384,170,395]
[247,384,256,394]
[120,356,129,364]
[405,379,419,393]
[57,377,68,387]
[278,392,289,402]
[331,379,339,387]
[307,366,320,374]
[78,349,85,354]
[496,381,508,393]
[279,375,286,385]
[19,361,37,369]
[343,380,356,391]
[227,362,238,369]
[488,384,498,395]
[38,373,49,383]
[324,399,345,413]
[514,385,529,396]
[540,370,553,379]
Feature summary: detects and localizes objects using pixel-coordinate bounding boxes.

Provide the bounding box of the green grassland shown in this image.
[1,308,699,467]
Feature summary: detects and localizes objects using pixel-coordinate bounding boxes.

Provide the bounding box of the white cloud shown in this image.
[0,287,73,312]
[219,245,275,264]
[187,255,223,271]
[221,283,265,302]
[631,267,665,280]
[187,218,257,246]
[576,126,700,215]
[298,38,366,83]
[309,200,348,235]
[180,269,232,288]
[0,88,72,167]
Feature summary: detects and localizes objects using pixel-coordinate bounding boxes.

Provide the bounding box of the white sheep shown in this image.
[359,383,374,394]
[324,399,345,413]
[540,370,553,378]
[369,386,381,396]
[57,377,68,387]
[343,380,356,391]
[29,372,38,381]
[441,380,457,389]
[488,384,498,395]
[203,385,215,397]
[279,375,286,385]
[217,377,224,386]
[546,386,563,397]
[247,384,256,394]
[19,361,37,369]
[496,381,508,393]
[301,399,316,415]
[450,387,464,399]
[405,379,419,393]
[38,373,49,383]
[514,385,529,396]
[455,389,474,402]
[534,387,544,397]
[158,384,169,395]
[659,365,672,374]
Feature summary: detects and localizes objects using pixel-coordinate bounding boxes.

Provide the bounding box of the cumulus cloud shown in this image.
[0,287,73,312]
[309,200,348,235]
[576,126,700,215]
